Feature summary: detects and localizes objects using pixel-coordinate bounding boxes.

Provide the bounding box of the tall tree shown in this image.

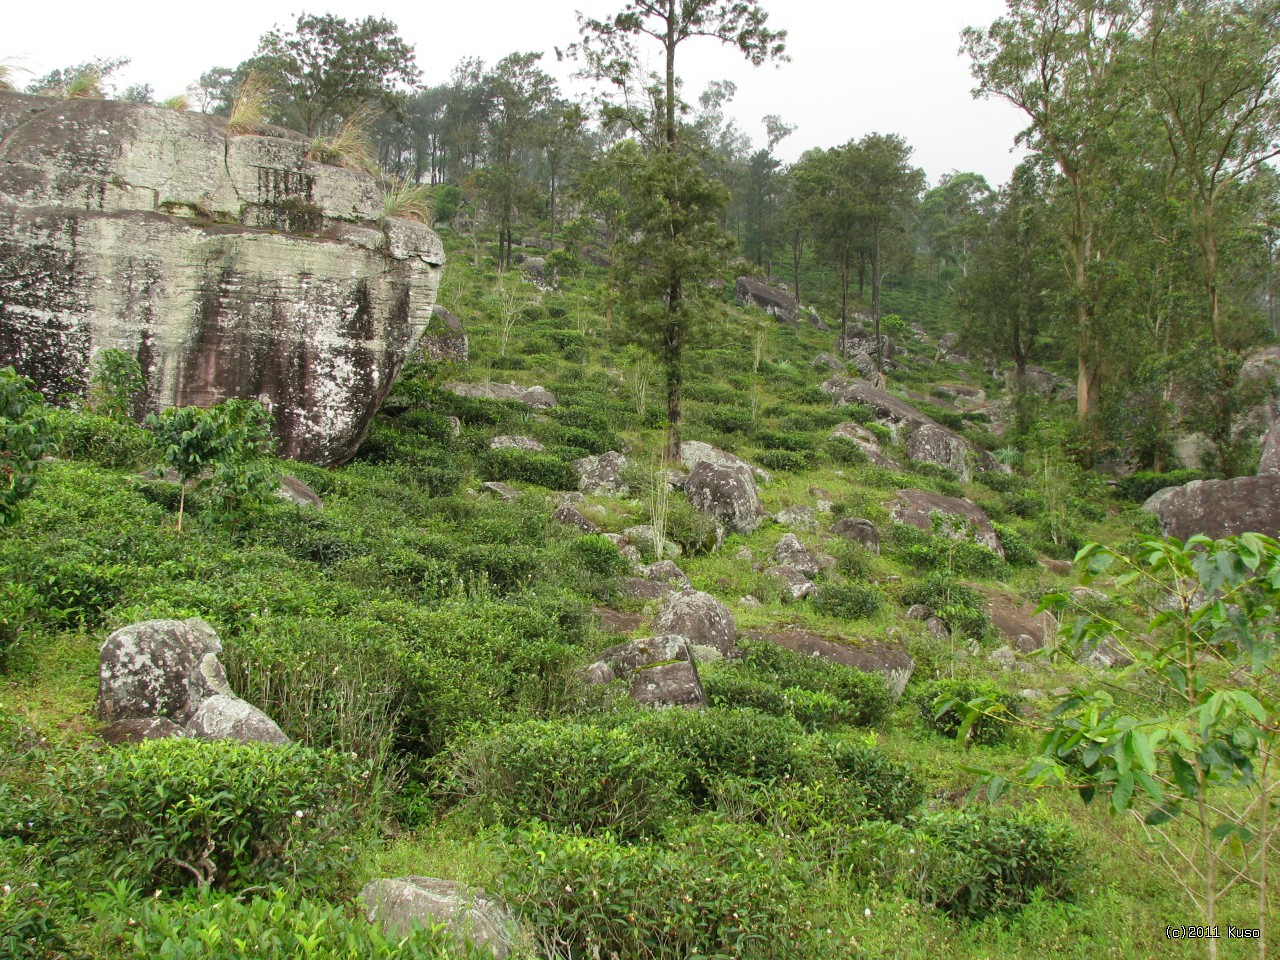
[572,0,786,458]
[921,171,995,283]
[247,13,420,135]
[964,0,1146,421]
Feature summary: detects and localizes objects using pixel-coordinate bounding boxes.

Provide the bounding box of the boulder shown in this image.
[830,423,898,469]
[480,481,520,501]
[764,565,816,601]
[274,475,323,509]
[1260,420,1280,476]
[550,503,598,534]
[905,604,931,621]
[97,619,230,724]
[831,517,879,554]
[184,694,290,745]
[99,717,185,745]
[679,441,771,485]
[933,384,987,407]
[654,589,737,657]
[773,533,820,578]
[889,489,1005,558]
[744,628,914,699]
[846,351,878,382]
[684,461,764,535]
[591,607,646,636]
[735,276,800,325]
[838,325,895,363]
[925,617,950,639]
[1143,476,1280,540]
[517,256,548,284]
[490,435,544,452]
[1241,345,1280,424]
[812,352,846,372]
[620,577,678,601]
[983,590,1057,653]
[906,423,973,481]
[623,524,681,559]
[638,560,691,588]
[586,634,693,680]
[0,93,444,465]
[631,660,707,708]
[574,451,630,495]
[420,305,469,364]
[361,877,518,958]
[773,505,818,531]
[447,382,557,409]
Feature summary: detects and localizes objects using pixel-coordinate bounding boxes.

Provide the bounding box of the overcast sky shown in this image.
[7,0,1030,187]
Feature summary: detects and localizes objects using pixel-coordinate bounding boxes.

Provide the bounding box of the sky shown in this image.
[6,0,1031,187]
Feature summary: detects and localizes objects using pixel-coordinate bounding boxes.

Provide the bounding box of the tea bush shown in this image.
[803,736,924,823]
[992,522,1038,566]
[887,523,1008,578]
[811,582,883,621]
[451,719,683,838]
[12,738,369,894]
[914,677,1021,746]
[497,819,819,960]
[736,640,893,727]
[910,810,1080,918]
[825,436,867,465]
[482,448,578,490]
[120,888,478,959]
[48,409,156,468]
[663,498,720,556]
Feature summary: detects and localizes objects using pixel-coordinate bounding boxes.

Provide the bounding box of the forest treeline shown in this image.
[6,0,1278,472]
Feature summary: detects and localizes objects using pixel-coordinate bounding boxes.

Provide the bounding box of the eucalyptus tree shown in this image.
[570,0,787,459]
[964,0,1147,421]
[921,171,995,283]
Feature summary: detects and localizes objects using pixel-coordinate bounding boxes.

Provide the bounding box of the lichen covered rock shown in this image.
[0,92,444,465]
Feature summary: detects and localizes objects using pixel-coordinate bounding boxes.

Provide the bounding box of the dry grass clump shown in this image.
[307,103,379,174]
[159,94,190,112]
[380,178,433,224]
[227,70,272,136]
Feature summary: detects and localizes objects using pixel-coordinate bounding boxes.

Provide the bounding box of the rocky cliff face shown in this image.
[0,92,444,464]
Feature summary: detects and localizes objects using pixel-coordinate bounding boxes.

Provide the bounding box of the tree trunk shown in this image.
[871,221,882,374]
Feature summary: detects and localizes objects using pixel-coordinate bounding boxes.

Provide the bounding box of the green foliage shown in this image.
[10,738,369,894]
[911,810,1080,918]
[825,435,868,465]
[87,348,145,421]
[811,582,884,620]
[48,409,155,469]
[481,447,577,490]
[662,497,720,556]
[497,819,817,960]
[991,521,1038,566]
[145,400,278,531]
[1115,469,1206,502]
[0,368,60,528]
[888,522,1008,578]
[807,736,924,823]
[120,887,473,959]
[699,405,754,433]
[735,640,893,727]
[451,720,683,838]
[914,678,1021,746]
[755,449,812,472]
[628,708,805,804]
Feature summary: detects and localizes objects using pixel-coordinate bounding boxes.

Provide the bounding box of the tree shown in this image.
[1147,0,1280,349]
[0,369,59,528]
[964,0,1146,421]
[976,535,1280,960]
[572,0,787,458]
[87,349,145,422]
[145,400,277,532]
[921,171,995,283]
[247,13,420,135]
[26,57,128,99]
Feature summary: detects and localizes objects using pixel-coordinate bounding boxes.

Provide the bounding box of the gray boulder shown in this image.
[421,305,469,364]
[773,533,820,578]
[847,351,878,382]
[480,481,521,501]
[99,717,185,745]
[184,694,290,745]
[586,635,693,681]
[745,628,914,699]
[551,503,599,534]
[574,451,630,495]
[889,489,1005,558]
[631,660,707,708]
[654,589,737,657]
[679,441,771,485]
[906,423,972,481]
[1260,420,1280,476]
[638,560,691,588]
[736,276,800,325]
[831,517,880,554]
[830,422,898,469]
[490,435,544,452]
[773,505,818,531]
[361,877,519,958]
[97,619,230,724]
[623,524,681,559]
[685,461,764,535]
[812,352,846,372]
[275,475,323,509]
[1143,476,1280,540]
[765,565,816,601]
[447,382,557,409]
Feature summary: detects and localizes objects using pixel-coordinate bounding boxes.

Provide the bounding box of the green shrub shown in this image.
[701,667,789,716]
[811,582,883,621]
[736,640,893,727]
[911,810,1079,918]
[48,409,156,468]
[699,406,753,434]
[755,449,811,472]
[1116,469,1205,502]
[13,738,369,894]
[754,430,817,452]
[0,368,60,527]
[664,498,720,556]
[628,708,804,803]
[992,522,1038,566]
[0,840,76,960]
[0,582,38,672]
[566,533,631,581]
[120,888,473,959]
[975,470,1026,494]
[1005,490,1047,519]
[887,523,1008,578]
[913,677,1021,746]
[808,736,924,823]
[451,720,683,838]
[497,819,817,960]
[87,348,145,420]
[482,447,577,490]
[825,436,867,465]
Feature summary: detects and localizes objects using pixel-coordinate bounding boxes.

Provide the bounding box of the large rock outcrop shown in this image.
[736,276,800,326]
[0,92,444,464]
[889,489,1005,558]
[361,877,519,958]
[1143,476,1280,540]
